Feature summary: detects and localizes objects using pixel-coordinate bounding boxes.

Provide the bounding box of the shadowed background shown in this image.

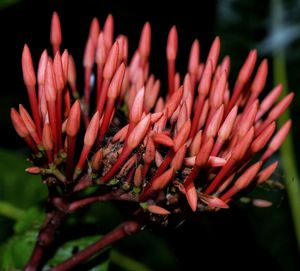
[0,0,299,270]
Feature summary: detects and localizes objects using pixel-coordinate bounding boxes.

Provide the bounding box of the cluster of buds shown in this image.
[12,12,292,218]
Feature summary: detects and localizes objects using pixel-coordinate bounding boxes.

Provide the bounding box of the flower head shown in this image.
[13,12,292,219]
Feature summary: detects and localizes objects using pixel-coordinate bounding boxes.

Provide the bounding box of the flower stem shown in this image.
[24,202,67,271]
[51,221,141,271]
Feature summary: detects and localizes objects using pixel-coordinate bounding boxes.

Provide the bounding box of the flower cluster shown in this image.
[12,12,292,217]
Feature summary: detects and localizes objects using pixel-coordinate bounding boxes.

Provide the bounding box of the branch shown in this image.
[69,190,137,212]
[73,174,93,192]
[51,220,141,271]
[24,207,66,271]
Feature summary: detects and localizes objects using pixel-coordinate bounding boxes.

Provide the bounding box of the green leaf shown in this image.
[0,149,47,242]
[14,207,44,234]
[0,207,44,270]
[0,230,38,270]
[0,149,47,208]
[45,235,110,271]
[0,201,24,220]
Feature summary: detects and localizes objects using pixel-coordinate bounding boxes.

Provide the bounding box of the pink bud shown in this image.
[89,17,100,47]
[53,52,65,91]
[84,112,100,147]
[134,165,143,187]
[107,63,126,99]
[25,167,41,174]
[148,205,170,215]
[268,92,294,121]
[206,105,224,138]
[218,105,237,140]
[256,84,282,121]
[22,44,36,87]
[42,123,54,151]
[220,55,230,75]
[197,99,209,130]
[154,97,164,113]
[139,22,151,58]
[234,161,262,190]
[251,59,268,95]
[189,130,202,156]
[165,86,184,118]
[44,61,57,102]
[66,100,81,137]
[208,156,227,167]
[238,100,258,138]
[236,49,257,84]
[198,60,213,97]
[152,133,174,147]
[11,108,29,138]
[206,36,220,71]
[174,72,181,92]
[121,35,128,62]
[166,26,178,60]
[171,144,187,170]
[188,39,200,74]
[96,32,107,65]
[91,149,103,171]
[61,50,69,84]
[252,199,272,208]
[186,182,198,211]
[83,38,95,68]
[173,119,191,151]
[103,41,119,79]
[112,124,128,143]
[251,122,275,153]
[232,127,254,160]
[129,87,145,123]
[155,151,164,167]
[195,137,214,166]
[176,102,188,131]
[37,50,48,85]
[197,63,205,81]
[145,80,160,112]
[103,14,114,50]
[68,54,77,89]
[50,12,62,51]
[183,74,191,99]
[18,105,36,134]
[200,193,229,209]
[257,161,278,184]
[269,120,291,151]
[210,71,227,108]
[127,114,151,149]
[19,105,40,144]
[151,167,174,190]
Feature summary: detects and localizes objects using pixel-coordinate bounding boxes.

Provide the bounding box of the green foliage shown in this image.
[0,0,21,9]
[0,230,38,270]
[0,149,47,208]
[0,207,44,270]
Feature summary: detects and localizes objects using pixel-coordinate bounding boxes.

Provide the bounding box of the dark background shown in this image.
[0,0,299,270]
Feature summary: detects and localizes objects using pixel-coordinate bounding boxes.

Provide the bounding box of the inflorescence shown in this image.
[12,12,292,217]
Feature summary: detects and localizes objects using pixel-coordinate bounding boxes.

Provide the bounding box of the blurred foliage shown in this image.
[0,149,47,243]
[216,0,300,269]
[0,0,21,9]
[0,207,44,270]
